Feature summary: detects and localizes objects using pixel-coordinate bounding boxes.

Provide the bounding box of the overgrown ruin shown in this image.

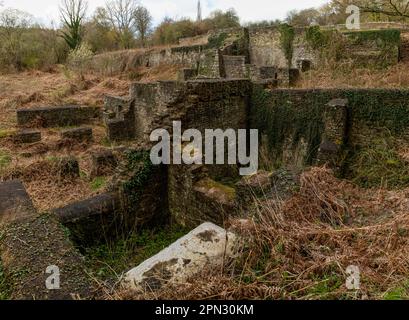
[2,22,409,299]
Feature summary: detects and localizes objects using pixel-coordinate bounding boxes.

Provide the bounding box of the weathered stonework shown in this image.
[61,127,93,143]
[123,222,237,292]
[91,149,118,177]
[56,156,80,179]
[17,105,100,128]
[317,99,348,168]
[104,96,135,141]
[177,68,198,81]
[13,130,41,144]
[0,180,92,300]
[222,55,247,78]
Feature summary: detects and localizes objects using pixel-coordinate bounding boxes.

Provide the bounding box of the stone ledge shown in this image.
[17,105,100,127]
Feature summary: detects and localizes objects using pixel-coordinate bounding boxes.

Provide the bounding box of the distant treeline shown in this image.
[1,0,408,72]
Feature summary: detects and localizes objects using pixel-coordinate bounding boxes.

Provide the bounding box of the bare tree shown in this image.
[105,0,139,49]
[352,0,409,19]
[134,5,152,47]
[60,0,88,49]
[0,9,33,70]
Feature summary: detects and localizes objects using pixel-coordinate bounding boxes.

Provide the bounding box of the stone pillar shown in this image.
[317,98,348,169]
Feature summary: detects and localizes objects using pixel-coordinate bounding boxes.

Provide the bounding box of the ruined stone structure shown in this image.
[1,23,408,300]
[17,105,100,127]
[0,181,92,299]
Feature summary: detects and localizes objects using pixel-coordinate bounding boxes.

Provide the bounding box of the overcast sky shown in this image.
[2,0,330,26]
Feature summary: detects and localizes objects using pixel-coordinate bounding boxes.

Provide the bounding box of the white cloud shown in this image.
[2,0,330,26]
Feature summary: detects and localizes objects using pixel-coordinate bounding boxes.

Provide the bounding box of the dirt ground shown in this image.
[0,69,131,212]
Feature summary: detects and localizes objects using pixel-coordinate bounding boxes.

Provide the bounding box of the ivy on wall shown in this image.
[250,86,409,188]
[304,26,400,68]
[251,85,325,167]
[278,24,295,68]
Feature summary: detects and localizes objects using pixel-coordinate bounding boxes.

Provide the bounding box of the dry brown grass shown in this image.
[112,167,409,300]
[297,60,409,89]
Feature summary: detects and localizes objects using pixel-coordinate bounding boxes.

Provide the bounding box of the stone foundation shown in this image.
[17,105,100,128]
[0,180,92,300]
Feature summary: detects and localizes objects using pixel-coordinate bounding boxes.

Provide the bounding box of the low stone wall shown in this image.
[0,180,92,299]
[17,105,100,128]
[248,26,400,69]
[222,55,247,78]
[53,192,122,246]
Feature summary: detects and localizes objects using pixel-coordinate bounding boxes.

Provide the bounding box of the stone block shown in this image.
[0,180,36,225]
[106,119,134,141]
[123,222,237,292]
[259,66,277,79]
[91,149,117,177]
[13,130,41,144]
[61,127,93,142]
[0,181,93,299]
[222,55,247,79]
[236,170,273,206]
[177,68,198,81]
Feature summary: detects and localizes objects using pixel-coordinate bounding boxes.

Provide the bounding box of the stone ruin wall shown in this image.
[251,87,409,173]
[104,79,251,227]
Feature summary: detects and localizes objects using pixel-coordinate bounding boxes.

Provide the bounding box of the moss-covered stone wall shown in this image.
[251,86,409,188]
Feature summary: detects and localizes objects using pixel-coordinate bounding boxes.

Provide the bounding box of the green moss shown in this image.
[195,178,236,201]
[0,129,15,139]
[383,284,409,300]
[306,274,344,300]
[305,25,330,50]
[0,150,11,170]
[343,29,401,44]
[84,225,189,280]
[90,177,107,191]
[278,24,295,68]
[251,86,325,167]
[122,150,154,205]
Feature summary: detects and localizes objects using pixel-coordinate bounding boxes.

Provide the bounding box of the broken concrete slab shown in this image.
[0,180,93,300]
[236,170,273,207]
[17,105,100,128]
[123,222,237,292]
[13,130,41,144]
[61,127,93,143]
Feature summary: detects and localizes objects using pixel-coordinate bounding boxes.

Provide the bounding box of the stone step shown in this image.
[60,127,93,142]
[13,129,41,144]
[17,105,100,128]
